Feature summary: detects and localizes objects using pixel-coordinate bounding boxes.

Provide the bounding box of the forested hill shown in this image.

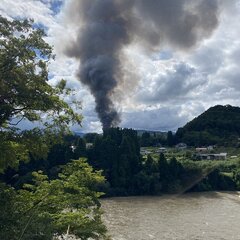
[176,105,240,146]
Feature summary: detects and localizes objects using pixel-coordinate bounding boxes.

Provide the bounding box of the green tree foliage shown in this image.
[88,128,141,195]
[141,132,151,147]
[176,105,240,146]
[2,135,88,188]
[233,168,240,190]
[140,155,160,194]
[158,153,169,179]
[0,159,108,240]
[191,169,236,192]
[158,153,170,191]
[167,131,175,147]
[0,16,107,239]
[139,131,167,147]
[84,133,99,143]
[145,155,157,175]
[0,16,81,126]
[87,129,189,195]
[132,153,187,195]
[0,16,82,172]
[74,137,87,159]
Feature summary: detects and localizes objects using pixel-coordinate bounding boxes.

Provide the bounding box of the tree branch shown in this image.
[8,116,25,126]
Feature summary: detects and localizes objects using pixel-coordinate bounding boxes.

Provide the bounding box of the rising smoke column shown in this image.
[66,0,219,129]
[66,0,132,129]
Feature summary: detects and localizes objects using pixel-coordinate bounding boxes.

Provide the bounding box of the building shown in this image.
[207,146,214,151]
[196,146,214,152]
[175,143,187,150]
[197,153,227,160]
[155,147,167,153]
[140,148,151,155]
[196,147,208,152]
[86,143,93,149]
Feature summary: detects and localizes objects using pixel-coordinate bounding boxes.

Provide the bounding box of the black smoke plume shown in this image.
[66,0,219,129]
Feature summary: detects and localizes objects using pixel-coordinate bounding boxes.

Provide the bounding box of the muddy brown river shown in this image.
[101,192,240,240]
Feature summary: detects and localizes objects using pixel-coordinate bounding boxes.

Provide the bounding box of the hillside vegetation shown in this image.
[176,105,240,146]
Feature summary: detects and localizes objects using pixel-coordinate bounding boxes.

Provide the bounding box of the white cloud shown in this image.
[0,0,54,25]
[1,0,240,132]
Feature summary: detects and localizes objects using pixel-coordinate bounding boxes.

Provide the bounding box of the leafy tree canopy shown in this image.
[0,16,82,172]
[0,16,109,240]
[0,159,108,240]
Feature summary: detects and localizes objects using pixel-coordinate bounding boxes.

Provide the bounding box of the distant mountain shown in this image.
[74,131,86,137]
[176,105,240,146]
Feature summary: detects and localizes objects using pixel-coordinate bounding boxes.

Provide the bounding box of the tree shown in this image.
[168,157,184,180]
[233,168,240,190]
[158,153,169,191]
[141,132,151,147]
[145,155,156,175]
[74,137,87,159]
[84,133,99,143]
[142,155,160,194]
[0,16,108,239]
[0,16,82,171]
[87,128,142,195]
[0,159,108,240]
[167,131,175,147]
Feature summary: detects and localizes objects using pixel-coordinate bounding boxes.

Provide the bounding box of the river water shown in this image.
[101,192,240,240]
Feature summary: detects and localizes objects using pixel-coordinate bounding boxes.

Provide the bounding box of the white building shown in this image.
[175,143,187,150]
[196,147,208,152]
[197,153,227,160]
[155,147,167,153]
[86,143,93,149]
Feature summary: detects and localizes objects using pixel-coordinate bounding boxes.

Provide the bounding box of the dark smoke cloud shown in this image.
[65,0,219,129]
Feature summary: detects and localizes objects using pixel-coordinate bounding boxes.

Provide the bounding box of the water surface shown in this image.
[101,192,240,240]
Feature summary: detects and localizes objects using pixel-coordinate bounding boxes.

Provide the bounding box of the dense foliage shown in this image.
[86,128,188,195]
[138,131,176,147]
[2,134,87,188]
[0,159,107,240]
[176,105,240,146]
[0,16,107,239]
[0,16,82,172]
[4,127,240,197]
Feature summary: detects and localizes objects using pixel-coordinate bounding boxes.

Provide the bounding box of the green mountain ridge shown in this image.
[176,105,240,146]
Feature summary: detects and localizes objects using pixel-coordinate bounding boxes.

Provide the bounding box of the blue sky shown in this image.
[1,0,240,133]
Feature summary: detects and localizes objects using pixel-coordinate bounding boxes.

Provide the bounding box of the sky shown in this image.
[1,0,240,133]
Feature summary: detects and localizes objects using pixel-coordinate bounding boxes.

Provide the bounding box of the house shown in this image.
[207,146,214,151]
[140,148,151,155]
[197,153,227,160]
[196,147,208,152]
[86,143,93,149]
[140,150,151,155]
[175,143,187,150]
[155,147,167,153]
